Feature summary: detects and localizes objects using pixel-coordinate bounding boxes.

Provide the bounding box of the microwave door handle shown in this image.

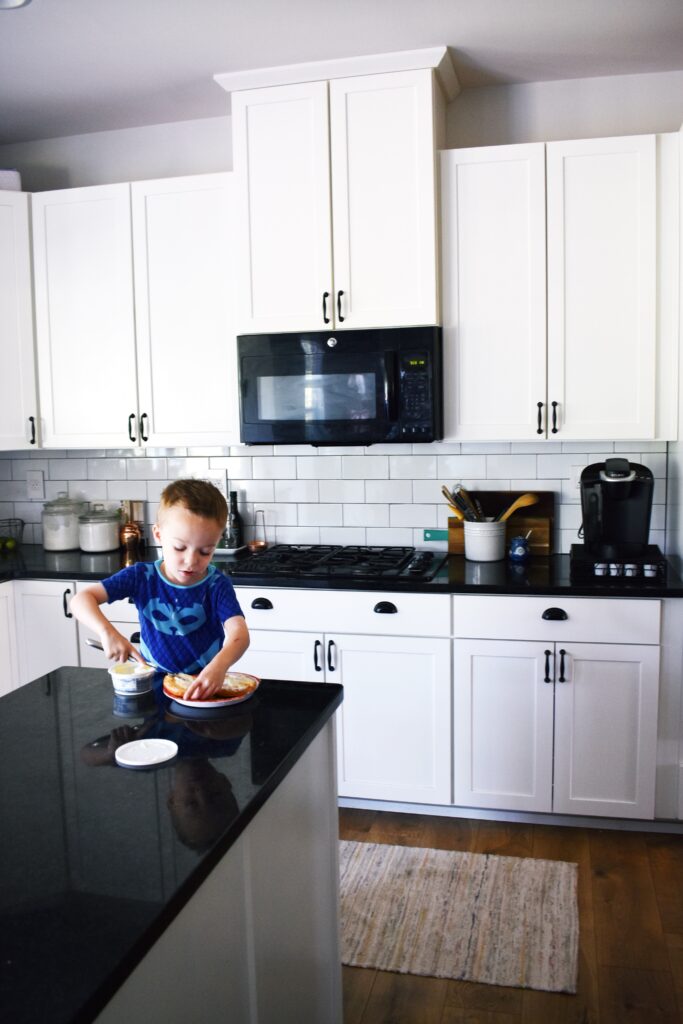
[384,353,398,419]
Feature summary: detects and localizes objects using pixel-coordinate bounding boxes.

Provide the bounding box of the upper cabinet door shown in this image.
[441,144,547,440]
[131,173,239,447]
[546,135,657,440]
[0,191,39,449]
[232,81,333,334]
[329,70,439,329]
[32,184,139,447]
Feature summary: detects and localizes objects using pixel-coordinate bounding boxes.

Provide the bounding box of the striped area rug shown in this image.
[340,840,579,993]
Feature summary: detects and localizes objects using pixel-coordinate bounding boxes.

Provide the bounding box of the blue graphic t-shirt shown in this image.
[102,561,244,675]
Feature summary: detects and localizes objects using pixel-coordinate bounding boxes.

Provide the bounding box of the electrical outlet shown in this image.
[26,469,44,500]
[570,466,584,491]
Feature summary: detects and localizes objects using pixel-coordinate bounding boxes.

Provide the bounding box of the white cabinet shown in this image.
[0,582,18,696]
[13,579,80,687]
[452,596,661,819]
[442,133,678,441]
[232,69,442,333]
[131,174,239,447]
[235,587,452,803]
[75,583,140,668]
[0,191,39,449]
[32,175,238,449]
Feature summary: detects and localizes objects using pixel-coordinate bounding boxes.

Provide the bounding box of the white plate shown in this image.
[163,672,260,709]
[114,738,178,768]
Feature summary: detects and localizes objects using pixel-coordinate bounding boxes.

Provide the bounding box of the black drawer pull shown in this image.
[139,413,149,442]
[536,401,543,435]
[327,639,336,672]
[337,290,345,322]
[374,601,397,614]
[62,588,72,619]
[314,639,322,672]
[551,401,558,434]
[322,291,330,324]
[130,631,140,644]
[29,415,36,445]
[558,648,567,682]
[544,649,552,683]
[542,607,567,621]
[127,413,136,443]
[251,597,273,610]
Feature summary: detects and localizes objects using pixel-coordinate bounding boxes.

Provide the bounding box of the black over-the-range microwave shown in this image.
[236,326,443,446]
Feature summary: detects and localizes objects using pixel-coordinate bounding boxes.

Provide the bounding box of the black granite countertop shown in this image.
[1,544,682,597]
[0,668,343,1024]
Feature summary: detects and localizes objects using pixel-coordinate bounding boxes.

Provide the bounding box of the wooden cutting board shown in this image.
[447,491,554,555]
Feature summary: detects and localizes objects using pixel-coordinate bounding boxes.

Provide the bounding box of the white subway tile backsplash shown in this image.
[68,480,108,501]
[486,453,537,479]
[167,457,211,477]
[461,442,511,455]
[437,454,487,479]
[231,479,275,503]
[320,479,365,503]
[48,459,87,480]
[299,503,343,527]
[11,458,49,479]
[275,479,319,503]
[0,462,12,481]
[367,479,412,503]
[537,453,591,478]
[253,456,296,479]
[319,527,367,544]
[389,455,437,479]
[106,480,148,500]
[390,504,437,528]
[369,527,414,545]
[87,458,127,480]
[0,479,32,500]
[13,501,41,524]
[297,456,341,479]
[276,525,320,544]
[343,456,388,479]
[211,456,252,479]
[343,503,389,527]
[125,457,167,480]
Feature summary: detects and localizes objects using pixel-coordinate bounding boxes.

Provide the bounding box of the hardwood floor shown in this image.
[339,808,683,1024]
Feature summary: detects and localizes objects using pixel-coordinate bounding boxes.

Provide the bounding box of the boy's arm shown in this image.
[70,583,146,664]
[183,616,250,700]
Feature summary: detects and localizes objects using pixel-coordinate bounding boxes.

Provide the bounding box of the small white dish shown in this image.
[114,738,178,768]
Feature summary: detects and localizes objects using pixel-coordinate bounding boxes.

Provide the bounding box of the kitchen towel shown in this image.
[340,840,579,993]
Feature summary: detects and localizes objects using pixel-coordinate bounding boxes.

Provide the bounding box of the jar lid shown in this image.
[43,493,88,513]
[79,504,121,524]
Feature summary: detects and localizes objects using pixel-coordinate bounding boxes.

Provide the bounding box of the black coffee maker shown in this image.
[580,458,653,558]
[570,458,665,582]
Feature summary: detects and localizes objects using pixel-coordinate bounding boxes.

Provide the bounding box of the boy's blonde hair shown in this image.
[158,479,228,528]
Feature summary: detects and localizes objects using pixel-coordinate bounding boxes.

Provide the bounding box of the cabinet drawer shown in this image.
[237,587,451,637]
[452,595,660,645]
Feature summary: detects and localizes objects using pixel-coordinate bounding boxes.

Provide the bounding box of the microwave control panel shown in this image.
[398,352,433,437]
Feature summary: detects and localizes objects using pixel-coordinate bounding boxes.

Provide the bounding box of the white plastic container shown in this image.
[79,505,121,552]
[109,663,156,695]
[464,519,506,562]
[42,494,88,551]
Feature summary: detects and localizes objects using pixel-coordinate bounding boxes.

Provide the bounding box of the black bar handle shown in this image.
[542,607,568,621]
[536,402,543,435]
[544,649,552,683]
[128,413,137,443]
[322,291,330,324]
[327,639,336,672]
[558,648,567,682]
[29,415,36,445]
[374,601,397,614]
[251,597,273,610]
[551,401,558,434]
[314,639,322,672]
[130,631,140,644]
[62,588,72,619]
[139,413,149,443]
[337,290,345,322]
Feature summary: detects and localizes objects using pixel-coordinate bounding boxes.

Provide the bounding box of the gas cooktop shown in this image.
[223,544,447,581]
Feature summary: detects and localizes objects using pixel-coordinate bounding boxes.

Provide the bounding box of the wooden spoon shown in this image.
[497,492,539,522]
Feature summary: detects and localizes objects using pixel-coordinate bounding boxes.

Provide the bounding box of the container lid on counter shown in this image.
[43,493,88,515]
[79,504,121,523]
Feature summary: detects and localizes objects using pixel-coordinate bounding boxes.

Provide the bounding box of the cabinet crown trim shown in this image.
[214,46,459,100]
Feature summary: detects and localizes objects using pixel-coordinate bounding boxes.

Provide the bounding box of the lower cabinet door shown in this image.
[233,629,324,684]
[0,582,18,696]
[553,642,660,819]
[453,639,554,812]
[334,634,451,804]
[13,580,79,687]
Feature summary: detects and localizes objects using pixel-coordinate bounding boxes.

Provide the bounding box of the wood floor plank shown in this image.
[342,966,376,1024]
[645,835,683,937]
[339,808,379,842]
[590,829,668,971]
[597,965,680,1023]
[361,810,430,848]
[420,814,480,852]
[444,978,523,1016]
[358,970,448,1024]
[470,820,535,858]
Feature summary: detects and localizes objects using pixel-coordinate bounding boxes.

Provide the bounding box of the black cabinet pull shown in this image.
[551,401,558,434]
[28,415,36,445]
[544,649,552,683]
[128,413,136,443]
[542,607,568,621]
[327,639,336,672]
[374,601,397,614]
[322,291,330,324]
[558,648,567,682]
[337,290,345,322]
[130,631,140,643]
[536,402,543,435]
[139,413,149,443]
[314,639,322,672]
[62,588,72,619]
[251,597,273,610]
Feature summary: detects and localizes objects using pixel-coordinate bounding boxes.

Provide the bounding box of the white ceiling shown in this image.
[1,0,683,145]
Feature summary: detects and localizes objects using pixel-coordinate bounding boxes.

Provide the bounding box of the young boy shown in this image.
[71,479,249,701]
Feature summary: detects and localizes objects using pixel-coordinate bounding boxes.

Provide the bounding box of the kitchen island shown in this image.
[0,668,343,1024]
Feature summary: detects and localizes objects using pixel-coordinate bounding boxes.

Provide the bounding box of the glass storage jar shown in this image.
[42,494,88,551]
[78,505,122,553]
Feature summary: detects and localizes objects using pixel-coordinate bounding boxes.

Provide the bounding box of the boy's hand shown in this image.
[183,667,226,701]
[101,627,147,665]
